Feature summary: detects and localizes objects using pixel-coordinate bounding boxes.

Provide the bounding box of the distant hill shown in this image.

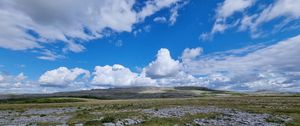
[0,86,233,100]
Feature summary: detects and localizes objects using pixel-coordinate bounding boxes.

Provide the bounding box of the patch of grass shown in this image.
[139,112,220,125]
[84,120,103,126]
[101,116,115,123]
[266,116,285,124]
[68,110,96,124]
[286,114,300,126]
[0,98,85,104]
[35,122,61,126]
[39,114,47,117]
[140,118,182,126]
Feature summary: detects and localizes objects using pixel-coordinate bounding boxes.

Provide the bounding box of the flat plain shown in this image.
[0,87,299,126]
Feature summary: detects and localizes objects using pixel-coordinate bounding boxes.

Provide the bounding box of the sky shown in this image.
[0,0,300,93]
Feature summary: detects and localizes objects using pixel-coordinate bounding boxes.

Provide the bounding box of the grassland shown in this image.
[0,97,85,104]
[0,95,299,126]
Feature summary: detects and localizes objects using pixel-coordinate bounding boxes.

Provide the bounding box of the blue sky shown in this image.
[0,0,300,93]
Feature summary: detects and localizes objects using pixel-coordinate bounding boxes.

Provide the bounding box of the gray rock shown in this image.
[75,124,84,126]
[193,111,287,126]
[103,118,144,126]
[103,123,116,126]
[143,106,290,126]
[115,121,124,126]
[142,106,231,118]
[0,107,77,125]
[22,107,77,115]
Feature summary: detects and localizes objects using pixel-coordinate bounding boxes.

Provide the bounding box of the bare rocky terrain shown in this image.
[143,106,291,126]
[0,107,77,125]
[0,106,292,126]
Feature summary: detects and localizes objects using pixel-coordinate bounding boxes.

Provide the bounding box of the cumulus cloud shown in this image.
[2,37,300,93]
[0,0,185,59]
[34,39,299,92]
[91,64,137,86]
[91,48,203,87]
[154,71,205,87]
[144,48,181,78]
[0,72,40,93]
[39,67,90,87]
[0,73,27,86]
[91,64,156,87]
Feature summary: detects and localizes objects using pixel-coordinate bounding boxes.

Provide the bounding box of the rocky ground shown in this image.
[0,106,291,126]
[0,107,77,125]
[102,119,144,126]
[143,106,291,126]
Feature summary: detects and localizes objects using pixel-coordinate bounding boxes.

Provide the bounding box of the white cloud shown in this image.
[169,7,179,25]
[0,73,26,86]
[199,32,211,41]
[211,23,228,34]
[33,38,300,91]
[242,71,289,91]
[216,0,254,19]
[155,71,205,87]
[154,17,168,23]
[115,40,123,47]
[0,72,40,93]
[133,76,157,86]
[36,50,65,61]
[168,0,188,25]
[203,0,300,39]
[0,0,184,58]
[2,38,300,93]
[144,48,181,78]
[133,25,152,36]
[91,64,156,87]
[201,0,255,40]
[138,0,181,21]
[181,47,202,62]
[39,67,90,87]
[0,75,4,82]
[185,34,300,91]
[244,0,300,37]
[199,0,255,41]
[91,64,137,86]
[153,0,188,25]
[255,0,300,26]
[15,73,27,82]
[91,49,204,87]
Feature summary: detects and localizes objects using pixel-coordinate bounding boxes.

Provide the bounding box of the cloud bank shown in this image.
[2,34,300,93]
